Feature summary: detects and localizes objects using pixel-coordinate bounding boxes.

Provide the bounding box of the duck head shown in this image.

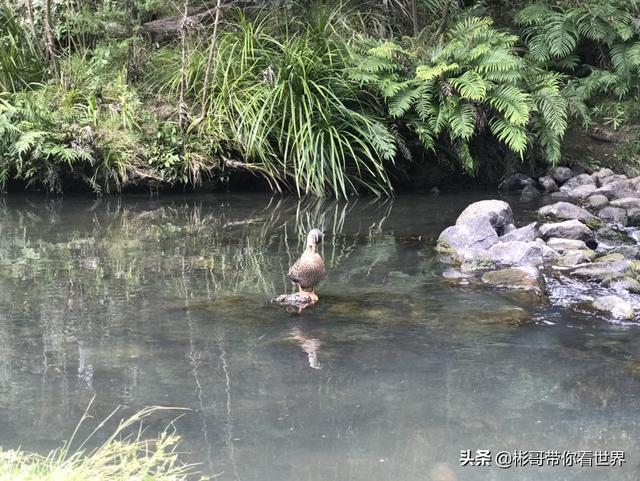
[306,228,323,248]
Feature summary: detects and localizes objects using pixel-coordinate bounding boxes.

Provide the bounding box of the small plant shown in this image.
[0,403,205,481]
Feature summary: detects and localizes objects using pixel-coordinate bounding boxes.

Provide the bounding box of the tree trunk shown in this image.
[44,0,59,78]
[201,0,223,111]
[410,0,419,37]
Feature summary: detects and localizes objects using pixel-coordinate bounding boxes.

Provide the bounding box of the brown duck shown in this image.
[288,228,326,302]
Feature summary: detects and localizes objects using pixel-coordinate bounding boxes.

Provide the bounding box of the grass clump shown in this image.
[0,405,204,481]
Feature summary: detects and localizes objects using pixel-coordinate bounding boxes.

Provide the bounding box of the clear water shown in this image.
[1,193,639,481]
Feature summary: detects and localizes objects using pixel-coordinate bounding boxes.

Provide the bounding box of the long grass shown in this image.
[0,404,204,481]
[156,8,398,197]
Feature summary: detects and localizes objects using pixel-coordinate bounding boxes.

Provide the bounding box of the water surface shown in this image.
[0,193,639,481]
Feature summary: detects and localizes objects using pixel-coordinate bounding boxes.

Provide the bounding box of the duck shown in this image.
[288,228,326,302]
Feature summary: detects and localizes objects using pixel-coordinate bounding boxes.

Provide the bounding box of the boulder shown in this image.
[627,208,640,226]
[571,260,632,281]
[481,266,545,295]
[560,173,595,191]
[538,202,595,223]
[600,174,628,186]
[586,194,609,210]
[486,241,545,267]
[610,197,640,210]
[546,237,588,252]
[500,222,538,242]
[551,166,574,185]
[520,185,542,201]
[550,191,570,200]
[598,206,628,226]
[629,175,640,190]
[592,168,615,186]
[594,179,637,200]
[538,176,559,193]
[498,173,536,191]
[535,238,561,262]
[437,217,499,263]
[555,249,596,267]
[592,295,635,320]
[595,226,635,247]
[539,220,594,242]
[455,200,514,234]
[603,276,640,294]
[594,252,627,264]
[568,184,597,200]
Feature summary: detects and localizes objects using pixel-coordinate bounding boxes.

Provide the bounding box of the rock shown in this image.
[498,173,536,191]
[520,185,542,201]
[610,197,640,209]
[486,241,545,267]
[539,220,594,242]
[143,7,221,43]
[571,260,632,281]
[604,245,640,259]
[560,173,595,191]
[596,226,635,246]
[481,266,545,295]
[627,208,640,226]
[442,267,470,279]
[538,176,559,193]
[536,238,561,262]
[271,292,317,310]
[587,194,609,210]
[455,200,514,235]
[500,222,538,242]
[598,206,628,226]
[568,184,597,200]
[437,217,499,263]
[594,179,637,200]
[546,237,588,252]
[460,257,496,272]
[604,276,640,294]
[594,252,627,263]
[600,174,628,186]
[592,168,615,186]
[550,191,570,200]
[551,166,574,185]
[629,175,640,190]
[592,295,635,320]
[538,202,595,223]
[555,249,596,267]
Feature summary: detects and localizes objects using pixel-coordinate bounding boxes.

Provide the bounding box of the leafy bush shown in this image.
[352,17,572,169]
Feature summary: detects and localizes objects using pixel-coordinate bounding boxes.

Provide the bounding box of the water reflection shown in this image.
[1,193,640,481]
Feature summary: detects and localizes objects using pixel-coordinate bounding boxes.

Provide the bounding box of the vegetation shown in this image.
[0,405,203,481]
[0,0,639,196]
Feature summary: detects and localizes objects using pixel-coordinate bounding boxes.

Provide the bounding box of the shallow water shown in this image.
[1,193,639,481]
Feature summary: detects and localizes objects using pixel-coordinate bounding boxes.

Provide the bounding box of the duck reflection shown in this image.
[288,326,323,370]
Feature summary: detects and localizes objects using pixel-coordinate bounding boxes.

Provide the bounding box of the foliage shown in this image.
[516,1,640,98]
[156,11,397,196]
[0,405,204,481]
[352,17,571,168]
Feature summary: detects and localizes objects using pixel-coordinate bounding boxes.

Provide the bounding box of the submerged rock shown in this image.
[539,220,594,242]
[592,295,635,320]
[455,199,514,234]
[538,202,595,223]
[481,266,545,295]
[551,166,574,185]
[604,276,640,294]
[520,185,542,201]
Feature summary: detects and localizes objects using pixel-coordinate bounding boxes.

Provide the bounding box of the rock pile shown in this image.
[438,167,640,321]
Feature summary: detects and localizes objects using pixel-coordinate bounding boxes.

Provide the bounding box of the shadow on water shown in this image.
[1,192,640,480]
